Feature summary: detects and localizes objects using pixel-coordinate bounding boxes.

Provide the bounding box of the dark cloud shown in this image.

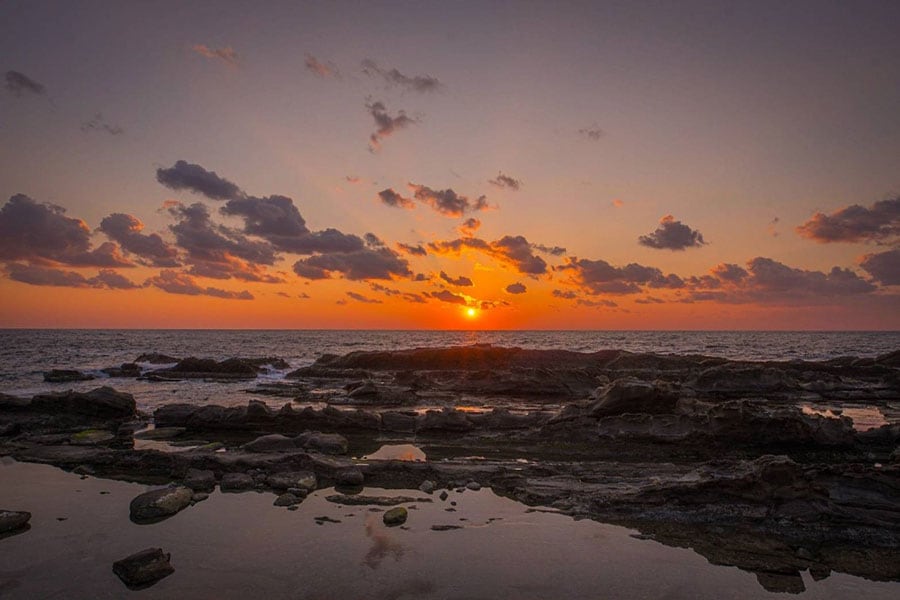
[99,213,180,267]
[439,271,473,287]
[346,291,383,304]
[361,59,442,93]
[859,248,900,285]
[0,194,132,267]
[457,218,481,237]
[408,183,488,217]
[638,215,706,250]
[191,44,238,66]
[635,296,665,304]
[146,270,253,300]
[505,282,527,294]
[556,257,682,295]
[578,125,604,141]
[292,244,411,281]
[429,235,548,275]
[366,100,416,151]
[533,243,566,256]
[5,71,45,96]
[378,188,415,209]
[396,243,427,256]
[429,290,468,305]
[488,173,522,191]
[552,289,577,300]
[710,263,748,282]
[368,282,427,304]
[796,197,900,243]
[156,160,243,201]
[305,54,340,79]
[81,113,124,136]
[5,264,137,289]
[577,298,618,308]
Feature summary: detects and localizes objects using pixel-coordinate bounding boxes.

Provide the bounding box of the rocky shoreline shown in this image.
[2,345,899,593]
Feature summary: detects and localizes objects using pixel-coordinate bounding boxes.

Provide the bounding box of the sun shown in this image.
[466,307,477,318]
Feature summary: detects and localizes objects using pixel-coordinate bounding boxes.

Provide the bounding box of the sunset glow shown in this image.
[0,2,898,329]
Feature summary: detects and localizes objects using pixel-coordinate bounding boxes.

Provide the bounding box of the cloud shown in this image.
[556,257,683,295]
[858,249,900,285]
[81,113,124,136]
[192,44,238,66]
[292,243,412,281]
[369,282,427,304]
[146,269,253,299]
[457,218,481,237]
[577,298,618,308]
[408,183,488,217]
[156,160,243,201]
[552,289,577,300]
[5,71,45,96]
[346,291,383,304]
[429,290,468,305]
[361,59,442,93]
[99,213,180,267]
[710,263,748,282]
[429,235,549,275]
[768,217,780,237]
[305,54,340,79]
[638,215,707,250]
[439,271,473,286]
[505,282,527,294]
[796,196,900,243]
[366,100,416,151]
[5,264,137,289]
[396,243,427,256]
[578,125,604,141]
[533,243,566,256]
[488,173,522,191]
[611,199,624,208]
[378,188,415,209]
[0,194,132,267]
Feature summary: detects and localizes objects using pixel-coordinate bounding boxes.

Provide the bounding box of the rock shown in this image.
[383,506,408,526]
[336,468,364,486]
[183,469,216,491]
[419,480,435,494]
[381,411,417,432]
[326,495,431,506]
[152,357,260,379]
[0,510,31,534]
[43,369,94,383]
[347,380,378,398]
[129,486,193,523]
[30,386,136,419]
[102,363,142,378]
[416,408,474,432]
[112,548,174,588]
[274,493,302,507]
[134,427,187,440]
[191,493,209,503]
[243,433,298,453]
[588,378,680,417]
[286,487,309,498]
[266,471,317,491]
[135,353,178,364]
[439,491,449,501]
[431,525,463,531]
[466,481,482,491]
[69,429,116,445]
[73,465,94,476]
[220,473,255,492]
[295,431,348,455]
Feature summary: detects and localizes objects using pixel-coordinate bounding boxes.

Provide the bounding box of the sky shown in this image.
[1,0,898,330]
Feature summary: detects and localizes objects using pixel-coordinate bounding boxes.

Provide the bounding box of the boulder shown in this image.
[274,493,302,507]
[0,510,31,534]
[135,353,178,364]
[129,486,193,523]
[243,433,298,453]
[183,468,216,491]
[336,468,364,487]
[415,408,474,432]
[112,548,174,588]
[295,431,348,455]
[383,506,408,526]
[220,473,255,492]
[588,378,680,417]
[43,369,95,383]
[102,363,142,378]
[30,387,136,419]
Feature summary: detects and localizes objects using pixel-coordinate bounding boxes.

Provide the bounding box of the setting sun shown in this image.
[466,308,477,318]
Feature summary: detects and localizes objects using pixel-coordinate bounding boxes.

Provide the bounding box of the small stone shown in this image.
[450,501,457,506]
[274,493,301,507]
[336,468,364,486]
[419,480,435,494]
[129,487,193,523]
[382,507,408,526]
[439,491,449,501]
[0,510,31,534]
[466,481,481,491]
[431,524,462,531]
[112,547,174,588]
[286,487,309,498]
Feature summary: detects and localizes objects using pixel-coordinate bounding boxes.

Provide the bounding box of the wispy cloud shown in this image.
[192,44,239,67]
[361,59,442,93]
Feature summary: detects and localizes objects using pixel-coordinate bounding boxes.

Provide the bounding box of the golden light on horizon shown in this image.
[466,307,477,318]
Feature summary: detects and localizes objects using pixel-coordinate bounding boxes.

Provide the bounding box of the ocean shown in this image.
[1,329,897,410]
